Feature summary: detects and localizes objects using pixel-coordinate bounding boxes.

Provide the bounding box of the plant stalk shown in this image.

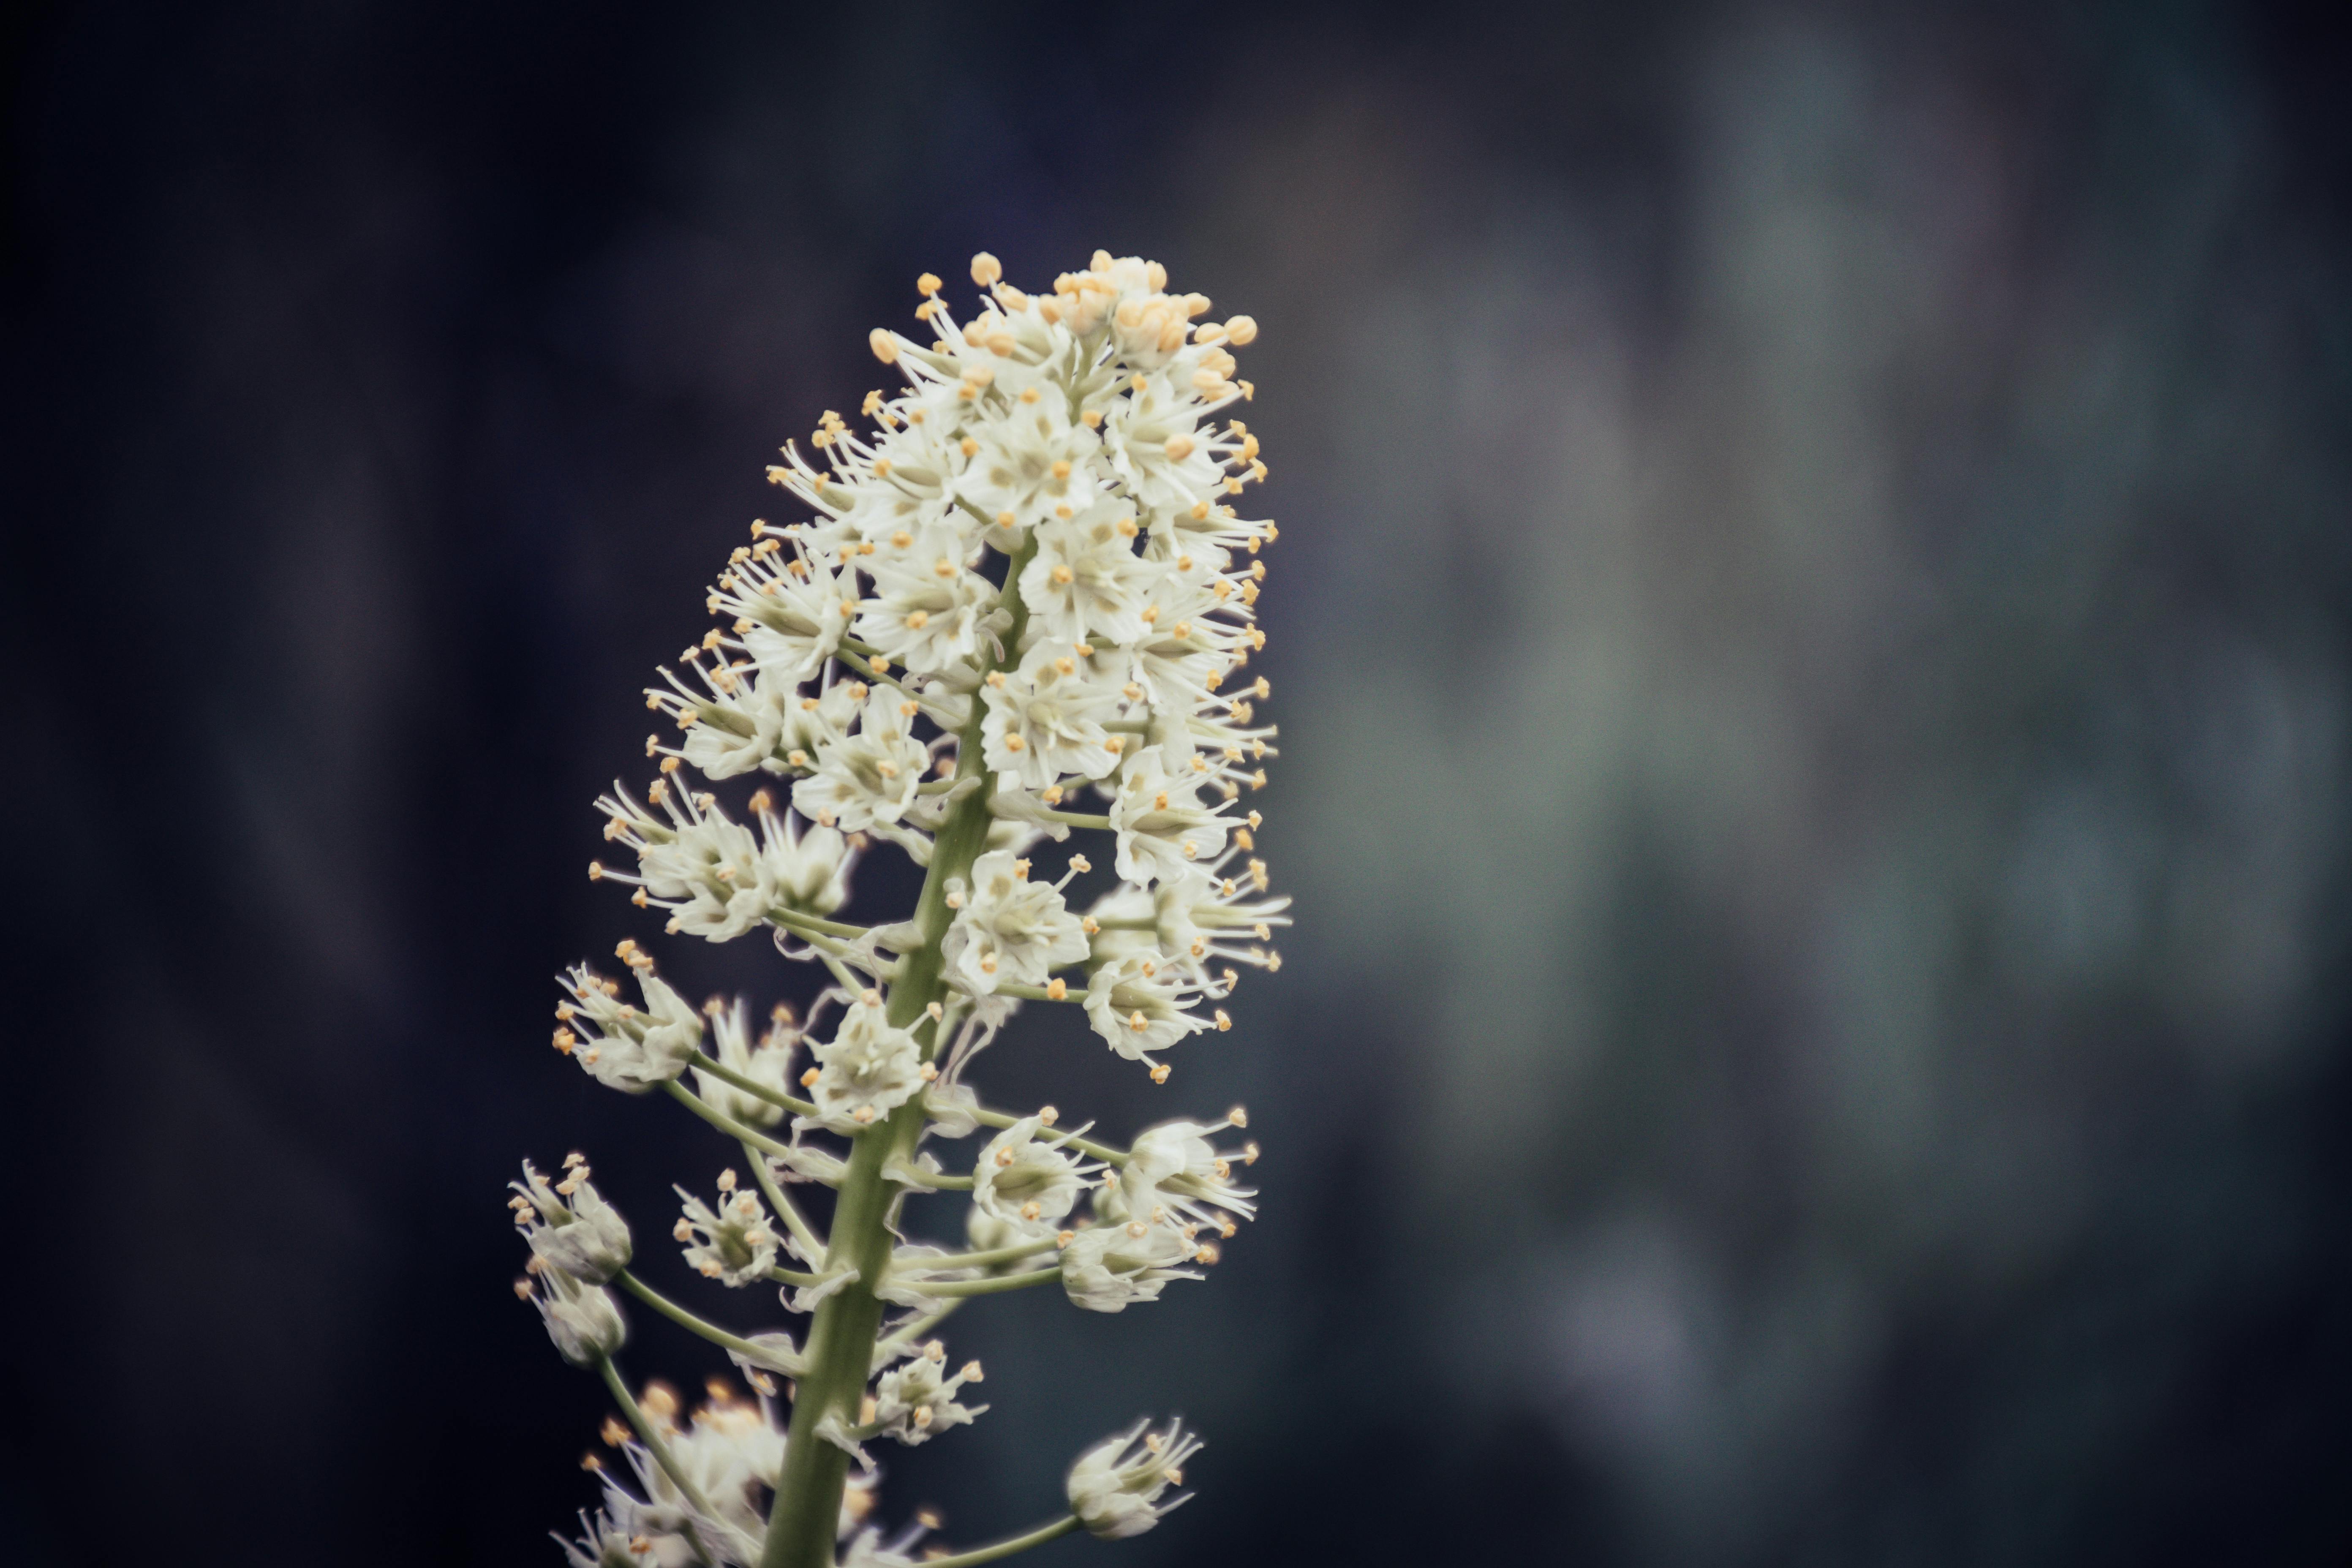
[758,539,1034,1568]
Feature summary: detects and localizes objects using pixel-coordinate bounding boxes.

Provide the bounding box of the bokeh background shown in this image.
[7,1,2351,1563]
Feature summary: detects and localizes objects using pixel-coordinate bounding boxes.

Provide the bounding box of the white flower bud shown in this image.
[1066,1418,1201,1538]
[1059,1219,1200,1313]
[511,1158,633,1284]
[1125,1119,1258,1229]
[554,963,703,1093]
[1083,953,1213,1070]
[530,1269,626,1367]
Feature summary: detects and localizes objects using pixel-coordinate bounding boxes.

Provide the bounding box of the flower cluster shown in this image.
[516,252,1287,1568]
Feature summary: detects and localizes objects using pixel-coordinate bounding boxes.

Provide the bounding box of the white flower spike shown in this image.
[516,251,1287,1568]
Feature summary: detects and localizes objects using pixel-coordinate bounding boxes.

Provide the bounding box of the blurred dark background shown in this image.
[7,1,2352,1563]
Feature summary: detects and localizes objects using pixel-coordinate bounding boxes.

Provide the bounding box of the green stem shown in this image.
[904,1172,977,1190]
[760,538,1040,1568]
[665,1080,798,1159]
[989,803,1113,830]
[899,1238,1059,1272]
[595,1354,723,1565]
[923,1515,1082,1567]
[770,917,894,971]
[766,907,874,942]
[742,1140,826,1262]
[992,980,1083,1004]
[613,1270,802,1370]
[816,952,871,994]
[765,1265,830,1289]
[914,1266,1062,1298]
[689,1052,818,1119]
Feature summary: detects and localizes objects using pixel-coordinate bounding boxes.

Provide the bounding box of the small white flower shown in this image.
[778,678,862,769]
[870,1342,988,1445]
[596,782,847,941]
[1103,363,1228,516]
[1083,952,1212,1070]
[674,1171,781,1287]
[714,536,851,683]
[1018,505,1160,646]
[941,850,1088,995]
[691,999,798,1131]
[591,1383,784,1565]
[661,1390,787,1530]
[510,1155,632,1284]
[792,688,930,831]
[1066,1418,1202,1538]
[1125,1119,1258,1229]
[1135,860,1290,980]
[971,1115,1097,1227]
[554,963,704,1093]
[854,522,999,673]
[527,1267,626,1366]
[1058,1219,1200,1313]
[958,393,1103,540]
[1108,752,1229,886]
[648,656,788,780]
[980,640,1122,790]
[762,800,855,916]
[806,992,923,1129]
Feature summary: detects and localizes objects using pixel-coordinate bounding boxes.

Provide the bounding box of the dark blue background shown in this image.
[6,3,2351,1564]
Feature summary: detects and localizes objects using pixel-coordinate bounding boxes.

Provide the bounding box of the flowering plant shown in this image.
[512,250,1284,1568]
